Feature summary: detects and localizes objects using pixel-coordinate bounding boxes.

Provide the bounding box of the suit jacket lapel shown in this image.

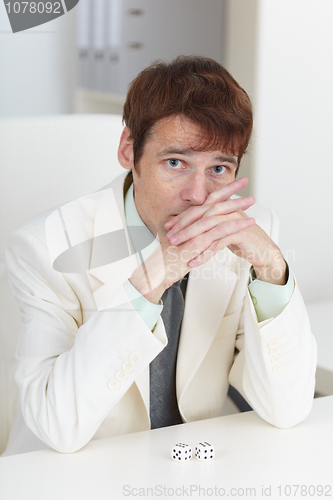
[86,171,153,418]
[87,172,137,309]
[176,249,238,410]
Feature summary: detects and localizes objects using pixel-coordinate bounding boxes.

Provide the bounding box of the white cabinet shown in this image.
[76,0,225,99]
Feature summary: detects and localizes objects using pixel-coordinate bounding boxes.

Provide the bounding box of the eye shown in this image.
[212,165,226,175]
[167,159,182,168]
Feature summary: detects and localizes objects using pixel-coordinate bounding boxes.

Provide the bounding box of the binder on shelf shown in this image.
[76,0,91,89]
[91,0,108,92]
[105,0,124,95]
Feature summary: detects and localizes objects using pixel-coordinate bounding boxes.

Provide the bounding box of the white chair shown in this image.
[305,300,333,397]
[0,114,125,455]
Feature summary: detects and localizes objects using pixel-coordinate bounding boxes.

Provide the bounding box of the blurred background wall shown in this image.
[253,0,333,303]
[1,0,332,303]
[0,2,76,115]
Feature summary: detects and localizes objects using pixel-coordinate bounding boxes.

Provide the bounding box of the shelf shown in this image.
[74,88,126,115]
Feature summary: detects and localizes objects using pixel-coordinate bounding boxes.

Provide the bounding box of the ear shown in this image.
[118,127,134,170]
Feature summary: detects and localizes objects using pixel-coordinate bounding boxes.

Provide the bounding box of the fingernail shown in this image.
[169,234,178,244]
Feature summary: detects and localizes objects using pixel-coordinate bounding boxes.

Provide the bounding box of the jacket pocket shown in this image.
[214,307,242,339]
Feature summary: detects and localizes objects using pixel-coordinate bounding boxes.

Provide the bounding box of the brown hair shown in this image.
[123,55,253,168]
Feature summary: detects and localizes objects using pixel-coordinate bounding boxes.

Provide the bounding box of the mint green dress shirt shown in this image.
[122,183,294,327]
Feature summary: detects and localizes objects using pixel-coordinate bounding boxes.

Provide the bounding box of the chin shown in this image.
[159,226,168,237]
[155,224,167,240]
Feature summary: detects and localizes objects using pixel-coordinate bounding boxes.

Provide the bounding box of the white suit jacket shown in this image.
[5,172,317,454]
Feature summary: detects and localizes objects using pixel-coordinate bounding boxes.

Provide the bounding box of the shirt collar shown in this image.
[124,180,160,259]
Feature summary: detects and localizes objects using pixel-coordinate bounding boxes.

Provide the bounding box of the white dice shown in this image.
[195,441,215,461]
[171,443,192,462]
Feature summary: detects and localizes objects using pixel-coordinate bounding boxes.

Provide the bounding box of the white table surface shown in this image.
[1,396,332,500]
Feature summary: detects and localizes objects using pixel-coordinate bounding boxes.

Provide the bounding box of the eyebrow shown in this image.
[157,148,238,166]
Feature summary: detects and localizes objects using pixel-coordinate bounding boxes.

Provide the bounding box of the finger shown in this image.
[166,195,254,239]
[164,178,250,231]
[205,177,249,205]
[205,196,255,217]
[169,197,254,243]
[168,206,254,246]
[180,217,255,268]
[191,217,255,251]
[188,231,245,268]
[165,203,208,231]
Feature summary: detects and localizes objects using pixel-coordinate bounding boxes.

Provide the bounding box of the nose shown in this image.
[181,172,210,206]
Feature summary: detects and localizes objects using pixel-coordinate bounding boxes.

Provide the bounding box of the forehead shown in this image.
[147,115,206,149]
[145,115,238,161]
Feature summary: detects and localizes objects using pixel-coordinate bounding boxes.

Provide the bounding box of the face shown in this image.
[119,115,239,243]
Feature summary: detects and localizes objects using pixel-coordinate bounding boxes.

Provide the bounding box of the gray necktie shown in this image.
[149,278,185,429]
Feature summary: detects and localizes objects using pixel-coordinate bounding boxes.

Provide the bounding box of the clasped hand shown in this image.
[130,177,286,304]
[164,177,286,286]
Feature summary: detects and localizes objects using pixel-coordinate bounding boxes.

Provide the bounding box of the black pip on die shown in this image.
[195,442,215,461]
[172,443,192,462]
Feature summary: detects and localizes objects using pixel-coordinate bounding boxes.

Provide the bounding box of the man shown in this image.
[4,56,316,455]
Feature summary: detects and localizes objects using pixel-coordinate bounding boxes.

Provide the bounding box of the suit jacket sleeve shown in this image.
[5,225,167,453]
[229,208,317,428]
